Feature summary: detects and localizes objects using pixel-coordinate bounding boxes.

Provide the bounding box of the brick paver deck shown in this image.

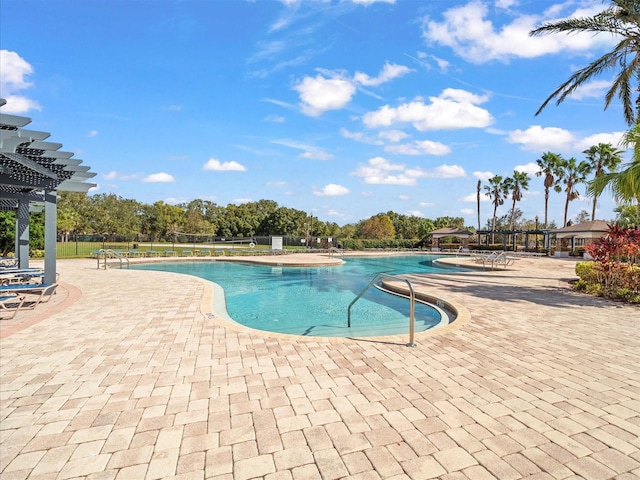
[0,254,638,479]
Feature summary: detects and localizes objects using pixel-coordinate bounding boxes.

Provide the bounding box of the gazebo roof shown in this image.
[431,227,473,238]
[0,98,96,211]
[551,220,611,239]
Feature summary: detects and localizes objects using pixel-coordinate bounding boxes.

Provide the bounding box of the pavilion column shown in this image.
[16,199,30,268]
[44,191,57,285]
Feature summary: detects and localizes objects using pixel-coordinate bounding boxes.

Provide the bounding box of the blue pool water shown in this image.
[133,255,465,337]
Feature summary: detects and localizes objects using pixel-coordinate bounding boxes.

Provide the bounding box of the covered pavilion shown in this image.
[0,98,96,284]
[550,220,610,256]
[430,226,473,250]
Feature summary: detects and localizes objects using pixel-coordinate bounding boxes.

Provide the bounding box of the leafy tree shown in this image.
[0,211,16,255]
[614,204,638,226]
[57,192,92,235]
[589,124,640,224]
[559,157,592,226]
[504,170,530,231]
[575,210,591,224]
[434,216,465,229]
[583,143,624,220]
[484,175,508,243]
[357,214,396,239]
[417,218,436,240]
[536,152,564,228]
[530,0,640,126]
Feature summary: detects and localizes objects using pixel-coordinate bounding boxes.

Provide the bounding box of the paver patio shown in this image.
[0,254,638,479]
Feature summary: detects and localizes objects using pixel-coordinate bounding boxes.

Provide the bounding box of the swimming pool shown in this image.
[133,255,466,337]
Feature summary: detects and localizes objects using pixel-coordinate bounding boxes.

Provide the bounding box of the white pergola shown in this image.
[0,98,96,284]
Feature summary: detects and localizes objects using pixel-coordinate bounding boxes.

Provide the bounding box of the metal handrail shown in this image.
[347,273,416,347]
[96,249,130,270]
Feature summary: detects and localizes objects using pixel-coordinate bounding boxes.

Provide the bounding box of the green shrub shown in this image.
[575,261,597,282]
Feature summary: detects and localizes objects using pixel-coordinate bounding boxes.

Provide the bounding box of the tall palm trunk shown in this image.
[544,188,550,228]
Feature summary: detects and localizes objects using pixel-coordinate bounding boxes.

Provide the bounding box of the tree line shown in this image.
[479,142,629,244]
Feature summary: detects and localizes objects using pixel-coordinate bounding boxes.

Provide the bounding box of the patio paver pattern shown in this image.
[0,255,638,480]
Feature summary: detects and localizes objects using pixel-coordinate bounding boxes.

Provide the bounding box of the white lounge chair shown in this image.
[0,294,26,319]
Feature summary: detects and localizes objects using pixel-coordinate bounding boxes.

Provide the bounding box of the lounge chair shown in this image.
[0,294,26,319]
[198,249,211,256]
[181,249,193,256]
[0,283,58,307]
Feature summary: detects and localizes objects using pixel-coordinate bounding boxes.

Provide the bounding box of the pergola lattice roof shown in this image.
[0,98,96,211]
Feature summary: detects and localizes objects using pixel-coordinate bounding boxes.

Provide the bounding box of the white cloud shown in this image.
[508,126,627,154]
[102,171,140,181]
[231,198,252,204]
[162,104,183,111]
[299,150,334,160]
[203,158,247,171]
[422,2,615,64]
[271,138,333,160]
[351,157,464,185]
[362,88,493,131]
[423,164,466,178]
[460,208,474,215]
[419,201,435,207]
[0,50,41,114]
[378,129,410,142]
[405,210,424,217]
[575,131,626,151]
[385,139,451,156]
[88,130,98,138]
[264,114,285,123]
[351,157,418,185]
[353,62,411,87]
[569,80,611,100]
[473,171,493,181]
[514,162,540,176]
[350,0,395,4]
[313,184,350,196]
[1,50,33,91]
[461,192,490,202]
[143,172,175,183]
[294,73,356,116]
[507,125,575,152]
[340,128,383,145]
[1,95,41,114]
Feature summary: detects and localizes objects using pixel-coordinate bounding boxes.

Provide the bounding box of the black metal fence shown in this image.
[56,234,339,258]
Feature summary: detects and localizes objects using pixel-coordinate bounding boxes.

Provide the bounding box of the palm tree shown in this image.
[583,142,624,220]
[530,0,640,126]
[535,152,564,228]
[559,157,592,226]
[484,175,507,244]
[589,124,640,224]
[476,179,482,231]
[505,171,531,231]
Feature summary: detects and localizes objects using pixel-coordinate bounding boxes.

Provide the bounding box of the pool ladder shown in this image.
[96,249,130,270]
[348,273,416,347]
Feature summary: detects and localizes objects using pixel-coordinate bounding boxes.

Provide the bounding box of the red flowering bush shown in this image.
[576,225,640,303]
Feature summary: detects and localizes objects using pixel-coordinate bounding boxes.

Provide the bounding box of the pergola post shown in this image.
[44,191,57,285]
[16,199,30,268]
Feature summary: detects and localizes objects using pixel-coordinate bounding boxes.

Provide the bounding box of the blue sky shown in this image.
[0,0,629,228]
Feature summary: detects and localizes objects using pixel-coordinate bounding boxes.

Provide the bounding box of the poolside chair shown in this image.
[0,294,26,319]
[0,283,58,308]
